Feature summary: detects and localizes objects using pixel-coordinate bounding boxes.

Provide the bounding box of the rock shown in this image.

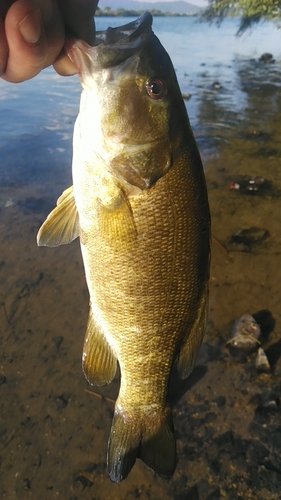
[256,399,278,412]
[206,488,221,500]
[213,396,226,407]
[55,394,69,409]
[52,336,64,350]
[212,81,221,90]
[227,314,261,355]
[246,440,269,463]
[256,348,271,373]
[227,227,270,251]
[259,53,275,63]
[254,390,280,413]
[18,197,54,215]
[182,93,191,100]
[228,176,272,196]
[185,485,199,500]
[74,472,94,489]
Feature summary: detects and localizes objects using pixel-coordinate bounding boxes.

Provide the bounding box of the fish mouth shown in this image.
[66,12,153,71]
[94,11,153,47]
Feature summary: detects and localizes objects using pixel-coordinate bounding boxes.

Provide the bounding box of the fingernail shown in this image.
[19,10,41,44]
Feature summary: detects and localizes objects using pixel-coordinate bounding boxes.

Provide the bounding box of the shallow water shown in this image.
[1,16,281,500]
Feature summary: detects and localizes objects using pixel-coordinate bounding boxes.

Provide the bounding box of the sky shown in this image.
[103,0,209,7]
[139,0,207,4]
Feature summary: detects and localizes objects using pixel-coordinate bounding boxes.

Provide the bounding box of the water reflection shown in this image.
[196,54,281,156]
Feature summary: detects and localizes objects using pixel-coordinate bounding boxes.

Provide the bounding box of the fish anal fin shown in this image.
[37,186,80,247]
[177,283,209,379]
[83,307,117,386]
[107,406,176,483]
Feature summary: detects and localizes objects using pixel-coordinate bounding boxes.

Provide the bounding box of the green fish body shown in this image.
[37,13,211,482]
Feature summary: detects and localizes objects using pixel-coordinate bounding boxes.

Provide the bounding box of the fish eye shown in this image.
[146,79,167,100]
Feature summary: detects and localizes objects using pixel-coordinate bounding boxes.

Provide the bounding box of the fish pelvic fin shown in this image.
[107,405,176,482]
[37,186,80,247]
[98,186,137,245]
[83,307,117,386]
[177,282,209,379]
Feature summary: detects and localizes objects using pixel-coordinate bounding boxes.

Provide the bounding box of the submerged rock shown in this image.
[227,227,270,252]
[259,53,275,63]
[228,176,272,196]
[0,198,16,208]
[212,81,221,90]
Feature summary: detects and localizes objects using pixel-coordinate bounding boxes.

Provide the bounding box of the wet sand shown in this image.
[1,57,281,499]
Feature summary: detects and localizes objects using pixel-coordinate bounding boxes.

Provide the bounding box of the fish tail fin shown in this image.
[107,405,176,482]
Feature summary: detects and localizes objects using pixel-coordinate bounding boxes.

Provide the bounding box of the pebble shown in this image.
[212,81,221,90]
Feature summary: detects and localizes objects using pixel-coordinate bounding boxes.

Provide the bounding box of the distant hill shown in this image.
[98,0,201,15]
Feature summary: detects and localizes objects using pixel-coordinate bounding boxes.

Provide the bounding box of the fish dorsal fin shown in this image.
[83,307,117,386]
[37,186,80,247]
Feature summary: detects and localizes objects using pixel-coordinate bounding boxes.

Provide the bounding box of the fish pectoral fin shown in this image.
[99,188,137,243]
[37,186,80,247]
[107,406,176,483]
[82,307,117,386]
[177,282,209,379]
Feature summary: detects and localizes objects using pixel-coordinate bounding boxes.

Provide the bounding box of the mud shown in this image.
[1,57,281,499]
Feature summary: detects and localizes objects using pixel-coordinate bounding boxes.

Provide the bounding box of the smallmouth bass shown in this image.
[37,13,211,482]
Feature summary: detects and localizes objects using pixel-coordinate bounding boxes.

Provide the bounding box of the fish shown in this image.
[37,13,211,482]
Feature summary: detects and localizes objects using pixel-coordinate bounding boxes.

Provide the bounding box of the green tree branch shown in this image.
[203,0,281,32]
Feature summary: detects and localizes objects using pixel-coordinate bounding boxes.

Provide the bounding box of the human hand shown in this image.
[0,0,98,83]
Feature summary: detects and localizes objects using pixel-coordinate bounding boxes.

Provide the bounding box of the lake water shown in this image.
[1,15,281,500]
[1,16,281,149]
[0,16,281,176]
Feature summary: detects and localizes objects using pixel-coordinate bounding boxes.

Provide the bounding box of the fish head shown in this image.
[67,13,186,192]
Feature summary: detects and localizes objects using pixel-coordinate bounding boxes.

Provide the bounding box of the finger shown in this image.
[2,0,47,82]
[0,17,9,75]
[30,0,65,69]
[57,0,97,44]
[0,1,14,18]
[53,51,77,77]
[0,0,15,75]
[54,0,97,77]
